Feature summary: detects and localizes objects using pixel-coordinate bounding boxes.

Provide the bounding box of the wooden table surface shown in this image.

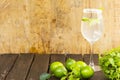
[0,54,108,80]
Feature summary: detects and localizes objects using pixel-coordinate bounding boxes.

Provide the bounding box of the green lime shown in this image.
[53,66,67,78]
[76,61,87,69]
[65,58,76,71]
[81,66,94,79]
[50,61,64,73]
[70,61,87,70]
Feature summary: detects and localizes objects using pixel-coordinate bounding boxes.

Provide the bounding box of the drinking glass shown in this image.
[81,8,103,71]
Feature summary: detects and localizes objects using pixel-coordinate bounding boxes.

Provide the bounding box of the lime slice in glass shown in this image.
[82,18,90,22]
[82,17,100,26]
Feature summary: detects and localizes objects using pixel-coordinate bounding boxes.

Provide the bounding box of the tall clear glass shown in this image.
[81,9,103,71]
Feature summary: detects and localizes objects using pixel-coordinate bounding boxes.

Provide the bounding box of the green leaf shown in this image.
[60,76,67,80]
[68,71,81,80]
[108,58,114,65]
[40,73,51,80]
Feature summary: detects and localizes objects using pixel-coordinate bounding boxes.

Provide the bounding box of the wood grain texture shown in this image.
[0,54,18,80]
[26,54,50,80]
[5,54,34,80]
[0,0,119,54]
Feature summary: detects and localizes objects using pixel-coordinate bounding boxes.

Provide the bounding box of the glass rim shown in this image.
[83,8,102,13]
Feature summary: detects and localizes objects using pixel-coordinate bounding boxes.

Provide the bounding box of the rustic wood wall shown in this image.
[0,0,119,54]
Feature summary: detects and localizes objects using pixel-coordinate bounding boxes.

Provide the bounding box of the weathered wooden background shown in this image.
[0,0,119,54]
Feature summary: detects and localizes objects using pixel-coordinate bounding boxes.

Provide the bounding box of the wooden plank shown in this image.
[0,54,18,80]
[66,54,83,61]
[90,71,108,80]
[26,54,50,80]
[50,54,66,64]
[5,54,34,80]
[49,54,66,80]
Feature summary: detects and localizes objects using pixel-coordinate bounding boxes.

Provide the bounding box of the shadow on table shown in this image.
[90,71,108,80]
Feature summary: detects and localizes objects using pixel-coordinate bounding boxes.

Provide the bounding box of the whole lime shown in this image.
[53,66,67,78]
[50,61,64,73]
[65,58,76,71]
[81,66,94,79]
[70,61,87,70]
[75,61,87,69]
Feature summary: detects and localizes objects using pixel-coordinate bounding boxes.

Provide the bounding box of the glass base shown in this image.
[89,64,101,72]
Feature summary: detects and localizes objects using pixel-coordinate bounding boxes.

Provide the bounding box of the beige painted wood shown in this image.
[0,0,119,54]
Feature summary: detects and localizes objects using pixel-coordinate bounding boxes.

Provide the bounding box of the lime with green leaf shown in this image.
[40,59,94,80]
